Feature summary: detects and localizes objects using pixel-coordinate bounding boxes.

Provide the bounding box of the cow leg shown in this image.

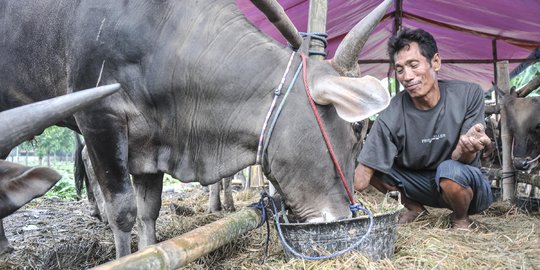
[0,220,13,256]
[132,172,163,250]
[78,117,134,258]
[222,177,235,212]
[208,181,222,213]
[85,176,100,218]
[81,146,108,223]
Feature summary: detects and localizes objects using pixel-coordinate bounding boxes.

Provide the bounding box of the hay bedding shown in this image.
[1,185,539,270]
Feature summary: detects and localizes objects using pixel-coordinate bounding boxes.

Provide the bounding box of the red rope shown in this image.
[300,54,356,205]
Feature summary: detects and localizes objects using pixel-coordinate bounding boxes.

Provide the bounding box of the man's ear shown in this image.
[431,53,441,71]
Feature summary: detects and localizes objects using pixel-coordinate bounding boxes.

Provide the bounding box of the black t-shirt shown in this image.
[358,80,486,174]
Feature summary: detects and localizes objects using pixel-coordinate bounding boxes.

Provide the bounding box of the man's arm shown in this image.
[354,163,376,192]
[451,123,491,164]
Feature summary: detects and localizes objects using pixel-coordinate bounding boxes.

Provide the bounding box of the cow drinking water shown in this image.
[0,0,391,258]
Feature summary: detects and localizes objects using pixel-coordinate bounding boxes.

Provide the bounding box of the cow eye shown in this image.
[536,123,540,131]
[352,122,363,140]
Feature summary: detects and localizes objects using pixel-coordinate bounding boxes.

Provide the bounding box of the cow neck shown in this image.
[255,51,297,165]
[255,51,357,209]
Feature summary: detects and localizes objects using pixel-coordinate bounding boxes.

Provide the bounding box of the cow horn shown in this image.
[0,84,120,155]
[250,0,303,49]
[332,0,392,77]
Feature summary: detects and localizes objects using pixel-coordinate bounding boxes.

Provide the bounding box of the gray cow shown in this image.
[0,0,391,258]
[499,88,540,172]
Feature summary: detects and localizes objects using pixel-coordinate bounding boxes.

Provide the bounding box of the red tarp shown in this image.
[237,0,540,91]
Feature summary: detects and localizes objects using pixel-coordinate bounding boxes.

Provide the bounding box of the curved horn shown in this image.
[250,0,302,49]
[0,83,120,154]
[332,0,392,77]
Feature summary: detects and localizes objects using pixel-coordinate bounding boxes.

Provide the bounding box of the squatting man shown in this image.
[354,28,493,230]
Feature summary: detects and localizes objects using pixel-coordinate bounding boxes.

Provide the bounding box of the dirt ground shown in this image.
[1,184,539,270]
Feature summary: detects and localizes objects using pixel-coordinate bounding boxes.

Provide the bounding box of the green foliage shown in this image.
[43,161,78,201]
[18,126,76,160]
[45,178,79,201]
[36,126,76,158]
[163,174,179,185]
[19,126,79,200]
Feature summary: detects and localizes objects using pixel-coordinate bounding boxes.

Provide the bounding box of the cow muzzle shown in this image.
[513,156,539,172]
[513,158,531,170]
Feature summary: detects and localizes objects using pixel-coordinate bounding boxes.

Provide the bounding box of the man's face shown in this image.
[394,42,440,99]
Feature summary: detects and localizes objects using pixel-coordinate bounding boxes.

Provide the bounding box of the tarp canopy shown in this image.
[237,0,540,91]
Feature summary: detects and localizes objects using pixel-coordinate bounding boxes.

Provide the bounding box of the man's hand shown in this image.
[354,164,375,192]
[451,123,491,163]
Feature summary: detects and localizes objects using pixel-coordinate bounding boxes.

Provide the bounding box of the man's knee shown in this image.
[439,178,473,198]
[437,160,468,182]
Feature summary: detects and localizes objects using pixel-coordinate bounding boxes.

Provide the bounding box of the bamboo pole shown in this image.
[497,61,515,201]
[307,0,327,60]
[92,208,263,270]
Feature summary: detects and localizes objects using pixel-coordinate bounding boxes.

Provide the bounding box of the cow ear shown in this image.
[509,86,518,97]
[0,161,61,218]
[310,75,390,122]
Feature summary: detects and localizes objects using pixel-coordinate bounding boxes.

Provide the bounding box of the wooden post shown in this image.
[497,61,515,201]
[307,0,327,60]
[91,208,263,270]
[248,165,266,187]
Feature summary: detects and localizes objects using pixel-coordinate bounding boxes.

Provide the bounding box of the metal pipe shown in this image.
[92,207,263,270]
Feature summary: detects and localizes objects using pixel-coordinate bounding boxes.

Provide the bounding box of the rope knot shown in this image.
[248,191,270,228]
[349,203,363,213]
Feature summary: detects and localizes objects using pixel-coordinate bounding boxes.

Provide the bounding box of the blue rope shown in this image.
[248,194,268,228]
[298,32,329,58]
[248,192,271,264]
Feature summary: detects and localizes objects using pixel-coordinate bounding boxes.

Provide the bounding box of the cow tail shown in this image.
[74,134,86,200]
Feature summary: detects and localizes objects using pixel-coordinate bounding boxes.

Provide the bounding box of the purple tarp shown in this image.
[236,0,540,91]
